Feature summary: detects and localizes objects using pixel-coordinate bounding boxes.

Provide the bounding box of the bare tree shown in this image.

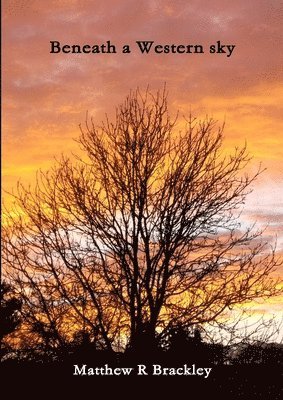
[2,87,281,353]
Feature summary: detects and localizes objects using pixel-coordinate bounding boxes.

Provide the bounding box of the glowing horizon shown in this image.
[2,0,283,339]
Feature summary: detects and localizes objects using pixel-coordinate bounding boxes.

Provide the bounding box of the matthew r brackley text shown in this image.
[73,364,213,378]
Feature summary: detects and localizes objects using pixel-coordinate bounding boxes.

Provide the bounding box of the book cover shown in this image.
[2,0,283,397]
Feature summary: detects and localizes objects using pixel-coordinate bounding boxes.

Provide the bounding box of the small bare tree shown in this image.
[2,87,281,353]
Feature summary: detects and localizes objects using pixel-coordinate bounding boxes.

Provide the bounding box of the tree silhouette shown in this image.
[0,282,22,340]
[0,282,22,358]
[235,342,283,365]
[2,87,281,355]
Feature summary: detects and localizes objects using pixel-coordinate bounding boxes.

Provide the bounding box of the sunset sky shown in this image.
[2,0,283,335]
